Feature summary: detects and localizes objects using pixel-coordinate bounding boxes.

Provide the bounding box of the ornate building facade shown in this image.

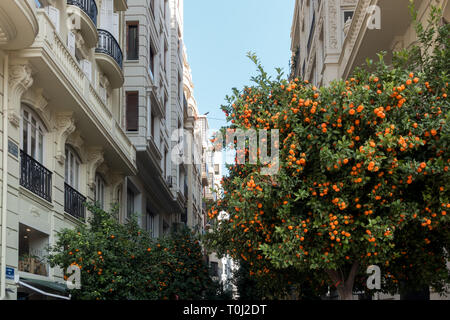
[0,0,136,300]
[290,0,450,86]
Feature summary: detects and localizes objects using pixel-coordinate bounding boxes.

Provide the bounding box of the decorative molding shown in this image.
[108,172,125,203]
[66,130,85,161]
[31,206,41,218]
[54,112,76,164]
[342,0,371,71]
[8,62,33,127]
[328,0,338,50]
[86,147,104,190]
[22,87,51,126]
[96,162,110,178]
[0,7,17,44]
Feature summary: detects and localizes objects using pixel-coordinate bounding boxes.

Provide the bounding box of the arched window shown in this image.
[65,145,81,191]
[94,174,106,209]
[21,105,46,163]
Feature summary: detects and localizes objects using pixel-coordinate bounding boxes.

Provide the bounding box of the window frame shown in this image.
[126,91,139,132]
[65,145,81,191]
[95,174,106,209]
[20,105,46,164]
[126,21,139,61]
[127,188,135,218]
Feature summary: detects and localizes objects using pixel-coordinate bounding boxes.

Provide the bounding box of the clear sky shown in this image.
[184,0,295,133]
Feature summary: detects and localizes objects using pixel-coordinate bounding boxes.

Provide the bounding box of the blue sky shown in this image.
[184,0,295,133]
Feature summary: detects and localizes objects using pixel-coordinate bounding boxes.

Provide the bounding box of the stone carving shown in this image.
[22,87,50,125]
[8,63,33,127]
[66,130,85,161]
[55,113,76,164]
[30,206,41,218]
[86,147,104,190]
[328,0,338,50]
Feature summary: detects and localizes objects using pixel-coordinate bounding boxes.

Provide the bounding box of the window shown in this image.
[178,73,182,100]
[95,174,106,209]
[146,210,155,237]
[18,224,49,276]
[100,0,118,39]
[116,187,122,219]
[65,146,81,190]
[163,42,168,72]
[164,148,168,176]
[149,0,155,17]
[127,188,135,217]
[21,106,46,163]
[214,164,220,175]
[126,22,139,60]
[342,10,354,40]
[150,112,155,137]
[149,43,155,77]
[163,0,168,19]
[46,5,60,33]
[210,262,219,277]
[343,10,354,24]
[126,91,139,131]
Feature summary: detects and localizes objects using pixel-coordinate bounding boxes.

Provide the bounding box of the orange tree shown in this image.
[204,7,449,300]
[48,203,217,300]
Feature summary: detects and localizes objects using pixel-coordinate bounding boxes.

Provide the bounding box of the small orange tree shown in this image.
[205,7,449,300]
[48,203,217,300]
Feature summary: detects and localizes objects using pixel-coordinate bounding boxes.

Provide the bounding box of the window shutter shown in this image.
[47,6,60,33]
[80,60,92,82]
[113,13,119,40]
[100,0,113,33]
[126,92,139,131]
[67,31,76,56]
[100,85,107,102]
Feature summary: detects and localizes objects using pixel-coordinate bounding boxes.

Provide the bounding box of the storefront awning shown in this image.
[16,276,71,300]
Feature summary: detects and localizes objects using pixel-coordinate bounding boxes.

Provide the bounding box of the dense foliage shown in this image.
[48,204,218,300]
[205,5,449,299]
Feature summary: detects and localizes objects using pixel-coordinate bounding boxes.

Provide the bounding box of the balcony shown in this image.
[339,0,414,79]
[0,0,39,50]
[67,0,98,48]
[18,11,136,176]
[20,150,52,202]
[95,29,124,88]
[64,183,86,221]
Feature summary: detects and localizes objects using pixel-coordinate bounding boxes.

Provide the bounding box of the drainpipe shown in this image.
[0,53,9,300]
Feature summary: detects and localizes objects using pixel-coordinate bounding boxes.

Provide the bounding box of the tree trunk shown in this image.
[326,261,360,300]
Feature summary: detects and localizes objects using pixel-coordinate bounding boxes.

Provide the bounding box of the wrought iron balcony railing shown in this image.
[64,183,86,220]
[96,29,123,69]
[67,0,98,26]
[20,150,52,202]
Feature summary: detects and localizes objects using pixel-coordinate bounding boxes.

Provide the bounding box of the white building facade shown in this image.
[0,0,136,300]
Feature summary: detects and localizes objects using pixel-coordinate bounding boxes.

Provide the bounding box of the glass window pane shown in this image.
[22,120,28,153]
[70,152,74,186]
[75,160,79,190]
[38,133,43,163]
[65,149,69,182]
[31,126,36,159]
